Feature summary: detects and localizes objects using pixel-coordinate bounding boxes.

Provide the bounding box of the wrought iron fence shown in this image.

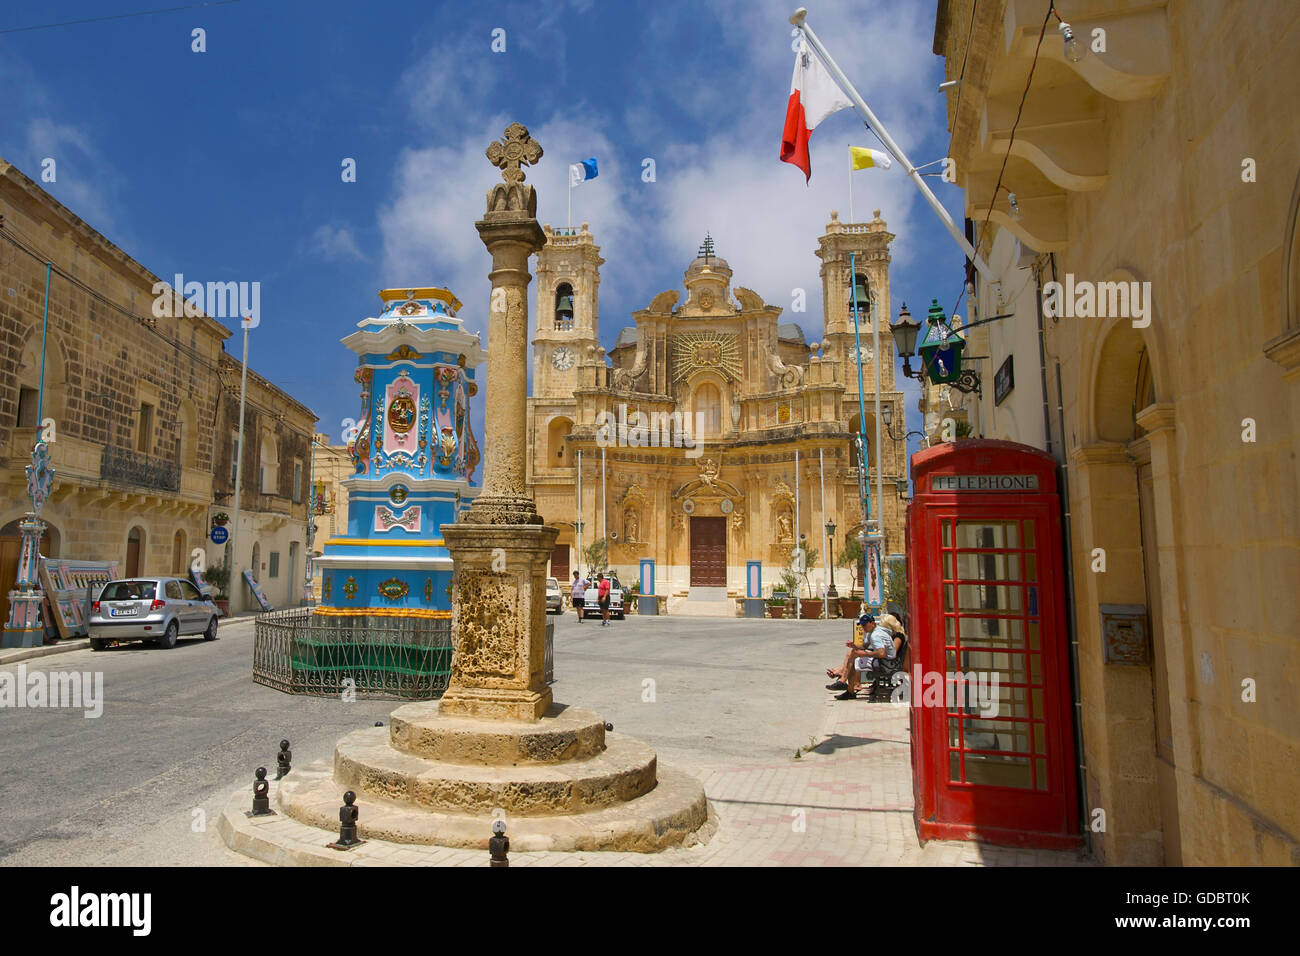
[99,445,180,492]
[252,608,555,698]
[253,607,453,699]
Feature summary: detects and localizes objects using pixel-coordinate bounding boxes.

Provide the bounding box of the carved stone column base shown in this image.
[462,495,544,526]
[439,522,558,721]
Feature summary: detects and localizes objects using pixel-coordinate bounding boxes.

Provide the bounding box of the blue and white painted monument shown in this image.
[315,287,486,618]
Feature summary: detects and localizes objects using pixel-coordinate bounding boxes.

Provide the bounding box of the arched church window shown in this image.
[695,383,722,437]
[555,283,575,331]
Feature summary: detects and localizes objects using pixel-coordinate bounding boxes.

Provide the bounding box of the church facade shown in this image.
[526,212,906,598]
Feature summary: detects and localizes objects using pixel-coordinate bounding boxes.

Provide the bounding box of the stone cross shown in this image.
[485,123,543,185]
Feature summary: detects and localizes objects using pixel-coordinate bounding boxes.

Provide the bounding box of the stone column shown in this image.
[440,123,558,721]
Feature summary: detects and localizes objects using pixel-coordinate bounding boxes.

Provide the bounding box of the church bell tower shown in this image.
[533,222,603,398]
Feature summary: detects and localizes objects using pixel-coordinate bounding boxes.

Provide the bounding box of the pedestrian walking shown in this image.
[571,570,587,622]
[597,572,612,627]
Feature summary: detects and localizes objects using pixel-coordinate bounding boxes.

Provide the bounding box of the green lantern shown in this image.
[916,298,966,384]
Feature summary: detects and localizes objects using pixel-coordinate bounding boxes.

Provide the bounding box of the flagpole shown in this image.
[848,146,854,224]
[794,448,800,620]
[568,173,572,232]
[791,8,994,282]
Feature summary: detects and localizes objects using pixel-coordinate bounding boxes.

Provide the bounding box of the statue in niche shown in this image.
[624,509,639,543]
[776,509,793,543]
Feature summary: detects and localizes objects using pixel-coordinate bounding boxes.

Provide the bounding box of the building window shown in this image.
[695,383,722,437]
[293,461,303,502]
[231,433,240,484]
[260,432,279,494]
[268,551,280,578]
[137,403,154,453]
[16,387,39,428]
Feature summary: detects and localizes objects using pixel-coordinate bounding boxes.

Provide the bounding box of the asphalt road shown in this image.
[0,610,848,866]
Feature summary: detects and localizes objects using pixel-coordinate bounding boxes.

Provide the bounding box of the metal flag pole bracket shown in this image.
[790,7,995,283]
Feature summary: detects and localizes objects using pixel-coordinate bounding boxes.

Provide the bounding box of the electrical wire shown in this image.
[0,1,241,35]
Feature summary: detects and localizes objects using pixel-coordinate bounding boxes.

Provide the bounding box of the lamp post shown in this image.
[825,519,837,607]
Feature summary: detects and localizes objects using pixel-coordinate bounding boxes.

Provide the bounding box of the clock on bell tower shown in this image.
[532,221,603,398]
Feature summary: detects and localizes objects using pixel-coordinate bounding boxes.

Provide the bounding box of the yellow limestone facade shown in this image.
[526,216,906,598]
[934,0,1300,864]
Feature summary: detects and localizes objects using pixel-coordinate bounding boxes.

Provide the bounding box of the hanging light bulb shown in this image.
[1008,192,1023,222]
[1058,20,1085,63]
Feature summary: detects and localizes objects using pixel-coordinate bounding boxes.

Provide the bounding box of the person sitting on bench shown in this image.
[825,613,899,699]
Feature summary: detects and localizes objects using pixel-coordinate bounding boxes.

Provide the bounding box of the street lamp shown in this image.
[889,302,922,380]
[825,520,837,604]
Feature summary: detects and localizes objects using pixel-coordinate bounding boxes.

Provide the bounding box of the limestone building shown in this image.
[308,433,353,598]
[205,356,316,613]
[526,218,906,599]
[0,160,225,626]
[933,0,1300,864]
[0,158,317,623]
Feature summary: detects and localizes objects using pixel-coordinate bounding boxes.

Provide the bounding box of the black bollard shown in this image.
[248,767,275,817]
[328,791,365,850]
[605,721,613,732]
[375,721,384,727]
[275,739,292,780]
[489,819,509,868]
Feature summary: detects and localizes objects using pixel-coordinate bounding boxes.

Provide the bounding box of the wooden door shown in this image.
[550,544,570,583]
[689,516,726,586]
[0,537,20,629]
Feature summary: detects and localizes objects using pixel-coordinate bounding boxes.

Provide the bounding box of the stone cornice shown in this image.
[1263,326,1300,382]
[1069,440,1130,468]
[1134,402,1176,435]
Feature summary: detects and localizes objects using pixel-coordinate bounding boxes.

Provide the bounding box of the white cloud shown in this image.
[310,224,366,262]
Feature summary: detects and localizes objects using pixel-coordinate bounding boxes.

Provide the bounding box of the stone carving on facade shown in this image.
[484,122,542,216]
[646,290,679,315]
[613,336,649,390]
[671,458,743,504]
[671,331,742,384]
[734,286,766,312]
[453,570,521,682]
[776,508,794,543]
[623,508,639,543]
[767,348,805,388]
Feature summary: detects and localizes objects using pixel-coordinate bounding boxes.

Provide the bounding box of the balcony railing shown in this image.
[100,445,180,492]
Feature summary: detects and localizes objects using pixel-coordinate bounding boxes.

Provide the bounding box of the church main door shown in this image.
[689,516,726,587]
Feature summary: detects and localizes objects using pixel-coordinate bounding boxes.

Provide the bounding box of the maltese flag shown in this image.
[781,37,852,182]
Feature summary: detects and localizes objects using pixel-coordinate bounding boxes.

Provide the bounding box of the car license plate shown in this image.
[110,606,138,617]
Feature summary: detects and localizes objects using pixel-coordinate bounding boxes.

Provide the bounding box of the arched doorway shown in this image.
[548,416,574,466]
[126,526,146,577]
[1083,315,1181,864]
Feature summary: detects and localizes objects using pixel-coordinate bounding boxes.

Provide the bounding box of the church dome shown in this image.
[686,254,731,276]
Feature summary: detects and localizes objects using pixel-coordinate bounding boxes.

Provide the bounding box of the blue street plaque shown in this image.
[210,525,229,545]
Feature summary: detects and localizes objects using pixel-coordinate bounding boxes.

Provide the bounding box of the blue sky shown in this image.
[2,0,971,473]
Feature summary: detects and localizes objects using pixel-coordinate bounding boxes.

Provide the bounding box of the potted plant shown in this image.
[837,535,864,618]
[203,563,231,617]
[627,580,642,614]
[767,595,787,618]
[212,511,230,527]
[792,541,824,619]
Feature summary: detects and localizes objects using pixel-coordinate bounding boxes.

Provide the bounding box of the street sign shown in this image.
[210,525,229,544]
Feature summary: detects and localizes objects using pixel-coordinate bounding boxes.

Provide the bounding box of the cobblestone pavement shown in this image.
[218,614,1095,867]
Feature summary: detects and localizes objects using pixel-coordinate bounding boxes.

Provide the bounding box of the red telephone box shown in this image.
[906,440,1080,849]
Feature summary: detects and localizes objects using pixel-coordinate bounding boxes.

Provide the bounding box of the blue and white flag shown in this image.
[569,157,598,186]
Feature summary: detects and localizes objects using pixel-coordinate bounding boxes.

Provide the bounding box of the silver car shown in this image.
[87,577,219,650]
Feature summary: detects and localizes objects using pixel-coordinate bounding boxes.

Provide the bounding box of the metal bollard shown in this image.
[375,721,384,727]
[605,722,613,732]
[328,791,365,850]
[489,819,509,867]
[276,739,292,779]
[248,767,274,817]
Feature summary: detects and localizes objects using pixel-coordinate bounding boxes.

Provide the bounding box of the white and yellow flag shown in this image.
[850,146,892,170]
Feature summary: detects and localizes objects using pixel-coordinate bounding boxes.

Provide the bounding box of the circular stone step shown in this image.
[388,701,607,765]
[275,760,711,853]
[334,726,656,815]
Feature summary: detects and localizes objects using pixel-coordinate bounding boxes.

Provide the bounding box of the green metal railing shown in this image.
[252,607,555,698]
